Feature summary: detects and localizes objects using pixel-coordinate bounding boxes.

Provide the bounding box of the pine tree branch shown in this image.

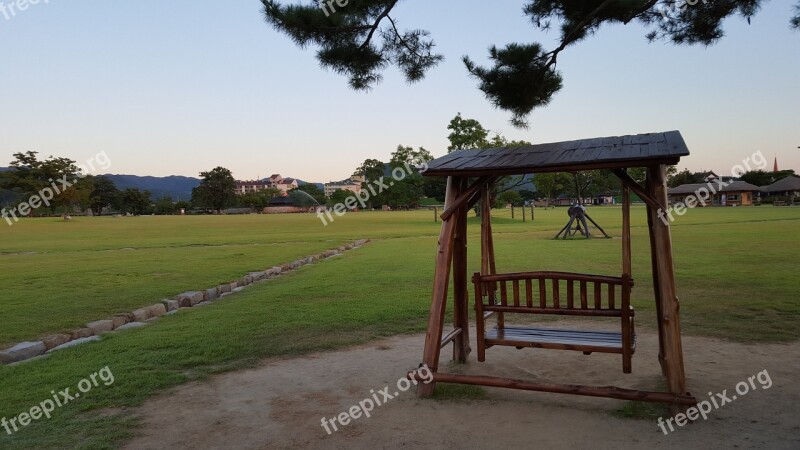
[359,0,399,50]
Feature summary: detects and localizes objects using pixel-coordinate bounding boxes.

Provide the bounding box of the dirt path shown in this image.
[124,324,799,449]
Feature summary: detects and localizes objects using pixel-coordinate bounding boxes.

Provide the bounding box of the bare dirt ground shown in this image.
[124,322,800,450]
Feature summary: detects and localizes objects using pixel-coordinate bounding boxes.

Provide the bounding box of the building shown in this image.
[235,174,299,196]
[235,180,272,195]
[268,174,299,194]
[761,175,800,200]
[668,180,762,206]
[324,175,364,198]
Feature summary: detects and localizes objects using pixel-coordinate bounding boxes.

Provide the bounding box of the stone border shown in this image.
[0,240,370,365]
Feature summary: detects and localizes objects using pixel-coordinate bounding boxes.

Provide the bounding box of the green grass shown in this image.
[0,207,798,448]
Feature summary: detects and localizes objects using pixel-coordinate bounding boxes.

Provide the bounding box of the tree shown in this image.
[496,190,523,208]
[192,167,237,213]
[263,0,794,127]
[120,189,152,215]
[1,151,81,215]
[238,192,266,212]
[154,197,177,215]
[447,113,489,152]
[354,158,387,208]
[291,184,326,205]
[740,169,796,186]
[328,189,353,207]
[668,169,704,188]
[85,175,119,216]
[534,172,571,206]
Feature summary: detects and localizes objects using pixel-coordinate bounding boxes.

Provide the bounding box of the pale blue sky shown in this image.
[1,1,798,182]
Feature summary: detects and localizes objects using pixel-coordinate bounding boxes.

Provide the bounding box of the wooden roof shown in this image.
[424,131,689,177]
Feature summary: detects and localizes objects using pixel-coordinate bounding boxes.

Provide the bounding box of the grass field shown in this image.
[0,207,798,448]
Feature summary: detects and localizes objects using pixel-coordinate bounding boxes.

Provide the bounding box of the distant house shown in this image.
[324,175,364,198]
[668,180,761,206]
[761,175,800,200]
[268,174,299,194]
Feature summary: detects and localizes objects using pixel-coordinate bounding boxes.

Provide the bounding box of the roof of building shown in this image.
[668,180,762,195]
[423,131,689,177]
[762,175,800,193]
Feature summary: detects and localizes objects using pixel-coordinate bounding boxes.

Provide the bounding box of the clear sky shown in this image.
[1,1,798,182]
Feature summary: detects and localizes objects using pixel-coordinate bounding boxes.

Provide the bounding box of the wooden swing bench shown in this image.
[473,271,635,373]
[413,131,700,410]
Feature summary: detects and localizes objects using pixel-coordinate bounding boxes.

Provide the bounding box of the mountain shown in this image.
[102,174,200,201]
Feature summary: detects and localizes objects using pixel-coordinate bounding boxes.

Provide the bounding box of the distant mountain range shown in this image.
[0,167,323,202]
[102,174,201,201]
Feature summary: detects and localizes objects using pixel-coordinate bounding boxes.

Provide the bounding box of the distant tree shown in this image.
[1,151,81,215]
[154,197,177,215]
[120,188,152,215]
[496,190,523,208]
[519,189,537,201]
[354,158,387,208]
[447,113,489,152]
[739,170,773,186]
[327,189,353,207]
[291,184,326,205]
[175,200,191,212]
[668,169,704,188]
[192,167,237,214]
[85,175,119,216]
[534,172,571,206]
[238,192,266,212]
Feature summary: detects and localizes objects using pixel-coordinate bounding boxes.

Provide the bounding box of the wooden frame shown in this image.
[416,165,696,412]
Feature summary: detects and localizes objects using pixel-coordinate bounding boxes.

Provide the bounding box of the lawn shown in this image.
[0,206,798,448]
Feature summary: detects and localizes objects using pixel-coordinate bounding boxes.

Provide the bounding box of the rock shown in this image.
[132,308,149,322]
[239,276,251,286]
[228,282,238,291]
[271,266,282,274]
[70,328,94,340]
[147,303,167,318]
[232,287,245,293]
[47,336,101,353]
[249,272,265,281]
[177,291,204,307]
[219,284,231,294]
[194,301,213,307]
[112,314,133,329]
[115,322,147,330]
[86,320,114,334]
[355,239,369,247]
[206,287,219,301]
[0,341,47,364]
[161,299,180,312]
[41,334,71,350]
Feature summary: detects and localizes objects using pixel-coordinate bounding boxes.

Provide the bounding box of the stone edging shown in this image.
[0,239,370,365]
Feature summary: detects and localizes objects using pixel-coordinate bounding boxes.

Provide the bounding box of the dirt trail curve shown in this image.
[125,326,799,450]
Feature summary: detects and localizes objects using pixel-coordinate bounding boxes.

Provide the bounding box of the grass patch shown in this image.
[613,400,670,420]
[0,207,798,447]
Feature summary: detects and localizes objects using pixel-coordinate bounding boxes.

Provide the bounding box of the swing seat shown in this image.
[473,271,636,373]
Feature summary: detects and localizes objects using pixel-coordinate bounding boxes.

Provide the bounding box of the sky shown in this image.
[0,1,798,183]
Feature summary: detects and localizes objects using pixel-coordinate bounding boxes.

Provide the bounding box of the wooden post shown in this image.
[511,204,515,219]
[646,165,688,414]
[622,185,632,276]
[522,203,526,222]
[531,204,534,221]
[452,178,470,363]
[418,177,460,397]
[434,207,438,223]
